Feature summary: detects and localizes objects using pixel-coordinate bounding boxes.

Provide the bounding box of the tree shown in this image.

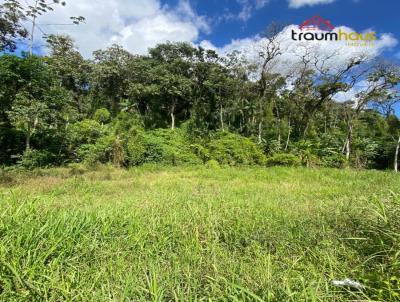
[148,63,192,129]
[256,22,285,143]
[342,61,400,162]
[5,55,69,151]
[91,45,134,115]
[46,34,91,116]
[0,0,28,52]
[148,42,196,129]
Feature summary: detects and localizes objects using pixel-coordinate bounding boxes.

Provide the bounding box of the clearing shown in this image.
[0,166,399,301]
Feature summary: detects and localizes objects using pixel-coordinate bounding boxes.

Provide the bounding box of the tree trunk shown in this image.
[25,116,38,151]
[285,118,291,151]
[25,132,31,151]
[170,102,176,130]
[219,103,224,132]
[277,120,281,148]
[274,99,281,148]
[303,120,310,138]
[258,121,262,144]
[395,135,400,173]
[345,123,353,161]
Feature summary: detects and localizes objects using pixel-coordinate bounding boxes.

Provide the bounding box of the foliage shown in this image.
[352,137,380,169]
[93,108,111,124]
[16,148,56,169]
[143,128,202,165]
[0,0,28,52]
[67,119,105,150]
[265,153,301,167]
[0,29,399,170]
[77,135,115,167]
[204,159,220,169]
[206,131,266,166]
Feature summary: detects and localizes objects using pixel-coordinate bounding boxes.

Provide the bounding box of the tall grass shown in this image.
[0,166,399,301]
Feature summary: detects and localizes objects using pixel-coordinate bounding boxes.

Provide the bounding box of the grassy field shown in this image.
[0,166,399,301]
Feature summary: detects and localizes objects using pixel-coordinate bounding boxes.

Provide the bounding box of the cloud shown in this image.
[288,0,336,9]
[220,0,270,22]
[333,80,368,103]
[200,25,398,77]
[28,0,210,57]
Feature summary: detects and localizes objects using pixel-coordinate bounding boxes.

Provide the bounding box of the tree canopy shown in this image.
[0,4,399,170]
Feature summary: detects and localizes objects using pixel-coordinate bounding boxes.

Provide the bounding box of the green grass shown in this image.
[0,165,399,301]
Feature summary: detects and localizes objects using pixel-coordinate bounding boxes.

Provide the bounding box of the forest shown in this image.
[1,0,400,171]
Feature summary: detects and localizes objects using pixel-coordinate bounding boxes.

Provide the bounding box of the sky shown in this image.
[3,0,400,110]
[11,0,399,59]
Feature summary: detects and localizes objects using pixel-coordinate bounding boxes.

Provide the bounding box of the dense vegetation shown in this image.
[1,1,400,171]
[1,166,399,301]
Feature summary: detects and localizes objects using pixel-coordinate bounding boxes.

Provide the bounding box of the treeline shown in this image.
[1,2,400,170]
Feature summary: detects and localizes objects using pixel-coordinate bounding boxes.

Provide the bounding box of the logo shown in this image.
[291,16,376,46]
[299,15,334,32]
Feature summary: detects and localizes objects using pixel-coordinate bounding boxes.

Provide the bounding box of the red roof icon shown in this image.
[299,16,334,31]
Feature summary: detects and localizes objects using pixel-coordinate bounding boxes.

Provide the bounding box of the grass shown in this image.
[0,165,399,301]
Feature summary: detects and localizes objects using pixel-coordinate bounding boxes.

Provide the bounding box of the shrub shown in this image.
[352,137,379,169]
[265,153,301,167]
[77,135,115,167]
[190,143,209,163]
[205,159,220,169]
[126,133,146,166]
[112,112,144,136]
[16,149,56,169]
[143,129,202,165]
[93,108,111,124]
[206,131,266,166]
[67,119,105,148]
[292,140,320,167]
[321,152,346,168]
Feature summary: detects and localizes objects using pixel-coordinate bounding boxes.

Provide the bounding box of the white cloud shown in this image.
[27,0,209,57]
[333,80,368,103]
[288,0,336,9]
[200,25,398,77]
[224,0,270,22]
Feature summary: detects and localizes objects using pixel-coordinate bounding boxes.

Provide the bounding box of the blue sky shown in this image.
[185,0,400,61]
[16,0,399,60]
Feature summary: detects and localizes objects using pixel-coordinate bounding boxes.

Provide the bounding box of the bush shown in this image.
[67,119,105,148]
[126,133,146,166]
[292,140,320,167]
[207,132,266,166]
[190,143,209,163]
[352,137,379,169]
[205,159,220,169]
[112,112,144,136]
[265,153,301,167]
[321,152,346,168]
[93,108,111,124]
[143,128,202,165]
[77,135,115,167]
[16,149,56,169]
